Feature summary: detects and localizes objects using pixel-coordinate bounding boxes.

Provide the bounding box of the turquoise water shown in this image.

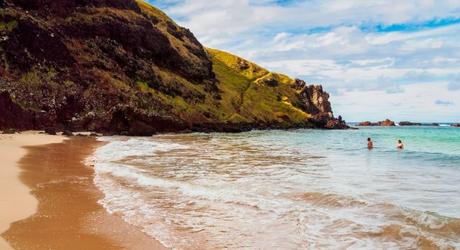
[92,126,460,249]
[254,126,460,216]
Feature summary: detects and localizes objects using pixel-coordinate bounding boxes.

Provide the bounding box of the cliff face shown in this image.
[0,0,346,135]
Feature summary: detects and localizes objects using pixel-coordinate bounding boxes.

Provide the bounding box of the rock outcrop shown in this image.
[0,91,38,130]
[358,119,395,127]
[295,80,332,116]
[452,124,460,127]
[358,121,373,126]
[293,79,347,129]
[378,119,396,126]
[399,121,422,126]
[0,0,347,134]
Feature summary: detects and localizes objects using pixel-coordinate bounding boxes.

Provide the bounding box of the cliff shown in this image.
[0,0,346,135]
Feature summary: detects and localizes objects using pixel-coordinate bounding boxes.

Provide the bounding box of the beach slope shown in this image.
[1,134,166,249]
[0,132,65,249]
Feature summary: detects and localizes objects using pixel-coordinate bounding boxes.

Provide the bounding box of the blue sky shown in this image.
[147,0,460,122]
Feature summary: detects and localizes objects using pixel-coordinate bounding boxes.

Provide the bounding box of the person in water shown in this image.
[397,140,404,149]
[367,138,374,150]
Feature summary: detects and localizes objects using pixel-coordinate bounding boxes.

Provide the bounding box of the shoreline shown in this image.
[0,133,166,249]
[0,132,65,250]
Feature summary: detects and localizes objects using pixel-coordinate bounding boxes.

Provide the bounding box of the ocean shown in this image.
[90,126,460,249]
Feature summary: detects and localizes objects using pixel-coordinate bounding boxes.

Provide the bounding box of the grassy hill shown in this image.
[207,48,311,124]
[0,0,343,135]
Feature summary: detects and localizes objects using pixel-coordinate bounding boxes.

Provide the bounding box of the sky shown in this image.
[147,0,460,122]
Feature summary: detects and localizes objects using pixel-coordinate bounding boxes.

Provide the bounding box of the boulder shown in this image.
[237,60,250,70]
[2,128,17,134]
[262,78,279,87]
[128,121,156,136]
[62,130,74,136]
[44,127,57,135]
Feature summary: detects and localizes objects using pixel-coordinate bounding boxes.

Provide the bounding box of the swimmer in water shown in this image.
[367,138,374,150]
[397,140,404,149]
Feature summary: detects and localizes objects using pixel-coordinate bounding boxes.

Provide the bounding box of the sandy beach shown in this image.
[0,133,166,250]
[0,132,65,250]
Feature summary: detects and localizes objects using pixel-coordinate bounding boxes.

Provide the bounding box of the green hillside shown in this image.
[206,48,311,124]
[0,0,343,134]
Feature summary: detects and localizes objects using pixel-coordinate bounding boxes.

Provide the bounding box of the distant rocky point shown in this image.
[358,120,445,127]
[358,119,395,127]
[452,124,460,127]
[399,121,441,126]
[399,121,422,126]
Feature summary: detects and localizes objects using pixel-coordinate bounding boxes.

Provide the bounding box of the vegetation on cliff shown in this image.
[0,0,346,135]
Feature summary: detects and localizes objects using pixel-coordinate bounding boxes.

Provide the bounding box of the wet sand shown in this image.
[0,133,65,250]
[1,135,166,250]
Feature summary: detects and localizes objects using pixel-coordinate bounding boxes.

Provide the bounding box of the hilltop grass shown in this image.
[207,48,310,124]
[207,48,269,81]
[136,0,174,24]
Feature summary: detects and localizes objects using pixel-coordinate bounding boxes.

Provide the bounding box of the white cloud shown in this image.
[332,83,460,122]
[149,0,460,122]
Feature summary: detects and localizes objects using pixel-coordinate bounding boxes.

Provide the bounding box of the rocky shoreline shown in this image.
[0,85,348,136]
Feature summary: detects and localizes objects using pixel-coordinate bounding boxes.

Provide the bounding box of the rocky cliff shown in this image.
[0,0,346,135]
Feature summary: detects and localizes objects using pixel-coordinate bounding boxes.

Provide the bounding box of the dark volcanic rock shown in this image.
[62,130,74,136]
[128,121,156,136]
[399,121,422,126]
[452,124,460,127]
[44,127,57,135]
[0,92,36,130]
[262,77,279,87]
[0,1,215,135]
[12,0,141,17]
[2,128,17,134]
